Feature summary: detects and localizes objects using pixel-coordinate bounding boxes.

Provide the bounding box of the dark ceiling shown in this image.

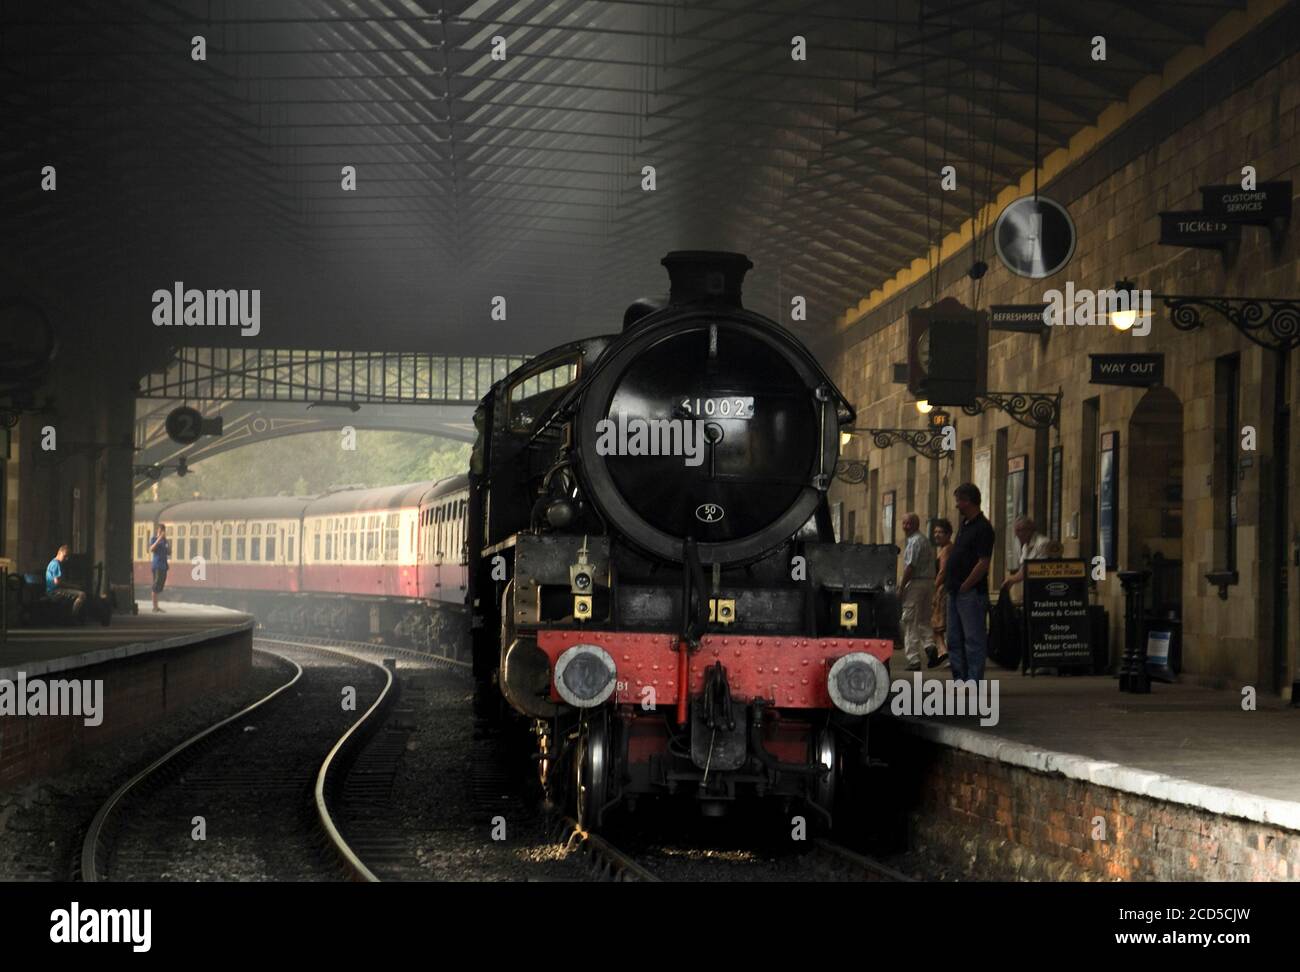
[2,0,1244,357]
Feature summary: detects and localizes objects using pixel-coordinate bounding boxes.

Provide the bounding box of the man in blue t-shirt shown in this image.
[149,524,171,613]
[45,544,87,621]
[945,483,996,681]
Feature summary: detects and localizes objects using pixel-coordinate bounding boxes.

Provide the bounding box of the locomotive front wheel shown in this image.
[575,709,610,829]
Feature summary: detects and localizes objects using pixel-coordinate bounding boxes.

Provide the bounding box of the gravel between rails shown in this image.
[0,653,291,881]
[99,646,385,881]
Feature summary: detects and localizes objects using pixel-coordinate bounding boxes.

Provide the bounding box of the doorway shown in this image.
[1127,387,1184,642]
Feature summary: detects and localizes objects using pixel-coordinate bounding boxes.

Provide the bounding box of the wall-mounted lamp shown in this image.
[1105,279,1153,331]
[915,400,933,414]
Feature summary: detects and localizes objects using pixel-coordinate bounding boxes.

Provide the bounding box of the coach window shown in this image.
[349,518,359,561]
[312,523,320,562]
[251,522,263,561]
[386,513,399,560]
[325,520,333,560]
[203,524,212,561]
[286,523,295,563]
[236,523,247,561]
[221,524,232,561]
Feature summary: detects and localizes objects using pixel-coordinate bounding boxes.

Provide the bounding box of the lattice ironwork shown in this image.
[960,390,1061,429]
[837,427,952,478]
[136,348,530,405]
[1164,295,1300,354]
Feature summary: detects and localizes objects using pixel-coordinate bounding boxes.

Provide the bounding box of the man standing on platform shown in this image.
[149,524,170,613]
[899,512,940,671]
[945,484,995,681]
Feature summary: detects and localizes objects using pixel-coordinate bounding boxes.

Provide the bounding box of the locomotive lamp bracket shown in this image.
[839,602,859,629]
[709,598,737,625]
[960,390,1061,430]
[569,536,594,593]
[573,594,593,620]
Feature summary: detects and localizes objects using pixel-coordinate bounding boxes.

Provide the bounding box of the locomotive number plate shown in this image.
[678,396,754,419]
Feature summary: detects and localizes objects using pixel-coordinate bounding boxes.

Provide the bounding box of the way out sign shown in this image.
[1089,353,1163,387]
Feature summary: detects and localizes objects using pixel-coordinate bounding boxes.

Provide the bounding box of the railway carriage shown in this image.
[132,477,471,649]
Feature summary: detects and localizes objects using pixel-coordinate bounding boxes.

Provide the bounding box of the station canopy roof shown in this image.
[2,0,1245,355]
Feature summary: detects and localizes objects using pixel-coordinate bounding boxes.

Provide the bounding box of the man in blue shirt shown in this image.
[149,524,171,613]
[945,483,995,681]
[45,544,87,621]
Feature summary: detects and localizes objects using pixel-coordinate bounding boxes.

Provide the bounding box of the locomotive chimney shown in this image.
[661,251,753,308]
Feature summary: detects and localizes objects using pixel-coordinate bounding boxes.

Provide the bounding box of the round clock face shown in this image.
[994,195,1076,279]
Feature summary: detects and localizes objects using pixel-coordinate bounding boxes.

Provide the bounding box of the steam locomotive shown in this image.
[467,252,899,827]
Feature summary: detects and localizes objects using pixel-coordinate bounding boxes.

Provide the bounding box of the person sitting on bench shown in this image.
[45,544,87,622]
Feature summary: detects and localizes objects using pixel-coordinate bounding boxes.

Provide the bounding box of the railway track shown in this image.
[80,638,402,882]
[80,627,912,883]
[553,813,914,883]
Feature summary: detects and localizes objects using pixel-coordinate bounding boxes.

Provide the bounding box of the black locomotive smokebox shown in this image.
[661,251,753,308]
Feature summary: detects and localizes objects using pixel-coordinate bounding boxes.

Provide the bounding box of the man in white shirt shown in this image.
[899,512,939,671]
[1001,515,1053,594]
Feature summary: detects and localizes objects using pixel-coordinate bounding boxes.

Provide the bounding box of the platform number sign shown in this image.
[165,405,204,445]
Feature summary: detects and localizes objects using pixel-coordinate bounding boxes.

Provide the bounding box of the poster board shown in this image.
[1024,558,1093,670]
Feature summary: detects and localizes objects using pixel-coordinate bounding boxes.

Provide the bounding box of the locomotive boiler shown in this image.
[468,251,899,827]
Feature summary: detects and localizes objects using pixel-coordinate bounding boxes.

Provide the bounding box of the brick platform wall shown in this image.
[0,629,252,787]
[882,725,1300,881]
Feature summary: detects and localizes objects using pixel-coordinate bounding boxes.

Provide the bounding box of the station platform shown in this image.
[877,658,1300,880]
[0,603,253,787]
[1,603,254,676]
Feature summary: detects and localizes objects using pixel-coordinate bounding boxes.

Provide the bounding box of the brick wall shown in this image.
[883,727,1300,881]
[0,629,252,787]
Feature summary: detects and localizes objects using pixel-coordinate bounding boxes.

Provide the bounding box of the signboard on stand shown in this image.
[1024,559,1092,670]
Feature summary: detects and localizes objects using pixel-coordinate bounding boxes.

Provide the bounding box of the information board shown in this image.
[1024,559,1092,669]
